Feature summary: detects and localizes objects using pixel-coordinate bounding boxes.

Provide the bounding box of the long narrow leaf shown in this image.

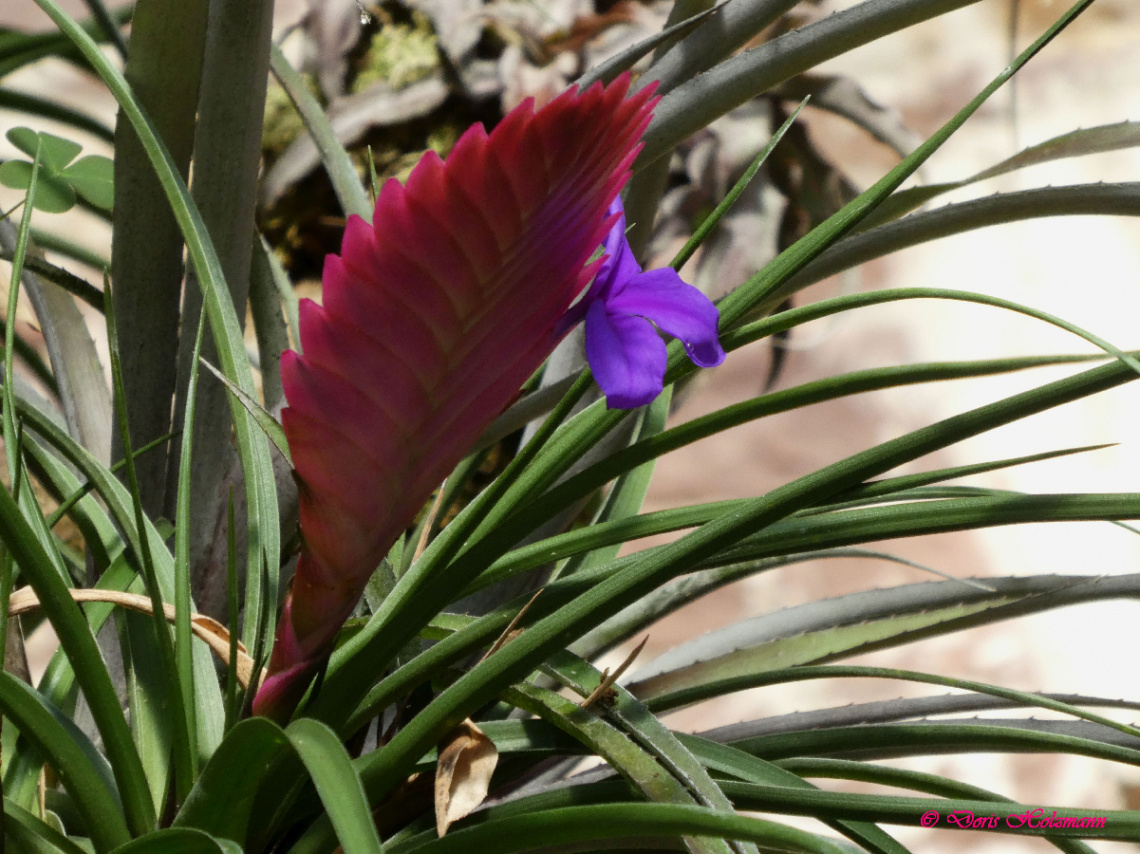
[34,0,282,678]
[542,650,760,854]
[712,0,1097,325]
[3,798,89,854]
[777,183,1140,302]
[864,120,1140,226]
[165,0,275,667]
[0,87,114,142]
[106,283,197,799]
[0,672,129,851]
[174,717,290,845]
[109,0,208,517]
[778,757,1097,854]
[110,828,238,854]
[345,357,1139,822]
[505,680,734,854]
[286,718,383,854]
[268,46,371,220]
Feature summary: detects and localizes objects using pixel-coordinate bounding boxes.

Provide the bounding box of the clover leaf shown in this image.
[0,127,114,213]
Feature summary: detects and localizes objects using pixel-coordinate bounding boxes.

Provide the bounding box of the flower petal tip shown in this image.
[686,338,727,369]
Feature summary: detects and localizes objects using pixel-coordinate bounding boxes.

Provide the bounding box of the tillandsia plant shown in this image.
[2,0,1140,852]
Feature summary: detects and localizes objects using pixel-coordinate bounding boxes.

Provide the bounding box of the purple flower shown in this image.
[559,198,726,409]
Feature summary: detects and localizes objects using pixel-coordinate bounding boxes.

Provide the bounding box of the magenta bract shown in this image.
[253,75,657,719]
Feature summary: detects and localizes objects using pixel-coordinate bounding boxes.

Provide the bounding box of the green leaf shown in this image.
[4,797,89,854]
[198,358,290,464]
[639,0,800,97]
[248,233,290,411]
[706,495,1140,573]
[503,680,735,854]
[33,0,281,676]
[29,228,110,270]
[483,351,1124,575]
[3,390,224,792]
[669,97,806,272]
[864,120,1140,226]
[777,758,1095,854]
[777,184,1140,302]
[174,717,290,845]
[576,3,722,89]
[2,254,103,313]
[643,0,982,165]
[167,0,274,684]
[10,228,113,464]
[106,0,207,519]
[385,803,857,854]
[269,45,370,220]
[552,393,671,582]
[122,609,175,818]
[729,719,1140,769]
[642,646,1140,734]
[30,435,120,568]
[629,595,1045,706]
[677,736,910,854]
[109,827,237,854]
[0,672,129,851]
[0,161,77,213]
[542,650,759,854]
[256,232,300,353]
[570,550,939,664]
[285,718,383,854]
[474,441,1112,596]
[0,6,133,78]
[106,281,197,799]
[173,310,208,779]
[61,155,114,209]
[3,550,136,806]
[711,0,1098,327]
[6,128,81,173]
[81,0,128,60]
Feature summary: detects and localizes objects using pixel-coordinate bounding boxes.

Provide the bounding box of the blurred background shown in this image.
[2,1,1140,850]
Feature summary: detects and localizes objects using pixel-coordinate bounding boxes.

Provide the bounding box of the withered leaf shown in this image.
[8,587,259,689]
[434,718,498,836]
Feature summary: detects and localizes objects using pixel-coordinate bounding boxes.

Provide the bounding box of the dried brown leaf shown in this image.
[434,718,498,837]
[8,586,260,689]
[481,588,541,662]
[581,634,647,709]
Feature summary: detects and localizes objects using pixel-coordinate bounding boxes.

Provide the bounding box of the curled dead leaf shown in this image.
[8,587,261,690]
[434,718,498,837]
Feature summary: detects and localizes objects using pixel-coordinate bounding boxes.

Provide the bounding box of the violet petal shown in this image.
[584,299,667,409]
[606,267,726,367]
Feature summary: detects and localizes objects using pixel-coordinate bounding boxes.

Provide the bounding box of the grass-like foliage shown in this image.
[0,0,1136,851]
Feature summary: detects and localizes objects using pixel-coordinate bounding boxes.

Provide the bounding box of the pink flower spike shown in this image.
[253,73,658,720]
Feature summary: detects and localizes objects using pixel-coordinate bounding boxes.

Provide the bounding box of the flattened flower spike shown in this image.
[560,197,726,409]
[254,74,657,720]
